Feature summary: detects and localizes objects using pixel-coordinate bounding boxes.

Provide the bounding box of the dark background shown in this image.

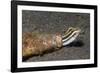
[22,10,90,62]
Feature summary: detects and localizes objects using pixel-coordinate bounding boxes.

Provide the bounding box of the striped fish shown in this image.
[62,27,81,46]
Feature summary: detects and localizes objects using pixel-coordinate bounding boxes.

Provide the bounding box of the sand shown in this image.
[22,10,90,62]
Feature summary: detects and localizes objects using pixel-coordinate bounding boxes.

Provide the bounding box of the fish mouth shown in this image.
[72,27,81,32]
[72,27,81,34]
[75,29,81,33]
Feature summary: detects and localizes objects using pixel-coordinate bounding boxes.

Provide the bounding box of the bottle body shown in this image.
[22,32,62,57]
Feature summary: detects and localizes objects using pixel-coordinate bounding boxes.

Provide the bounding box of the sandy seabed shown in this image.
[22,10,90,62]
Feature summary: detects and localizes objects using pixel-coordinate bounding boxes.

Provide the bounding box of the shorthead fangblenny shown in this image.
[22,27,81,57]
